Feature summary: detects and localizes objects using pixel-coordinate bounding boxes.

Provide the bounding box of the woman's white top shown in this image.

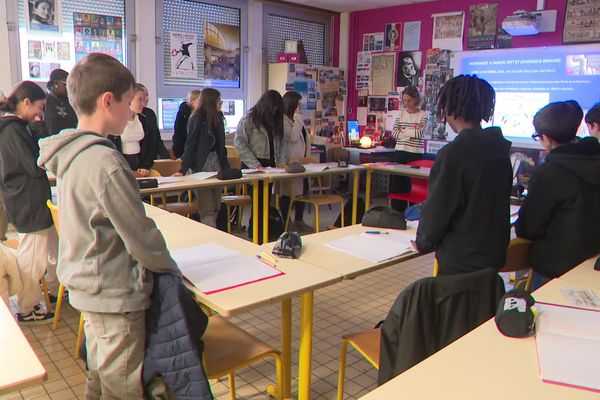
[284,114,309,161]
[121,114,144,155]
[392,109,429,153]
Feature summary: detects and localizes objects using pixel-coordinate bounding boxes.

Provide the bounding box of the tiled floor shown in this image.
[1,196,434,400]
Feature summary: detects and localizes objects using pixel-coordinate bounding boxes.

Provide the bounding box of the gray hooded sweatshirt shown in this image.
[38,130,180,313]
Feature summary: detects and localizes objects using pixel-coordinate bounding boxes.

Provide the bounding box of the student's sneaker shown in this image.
[16,305,55,325]
[48,291,68,304]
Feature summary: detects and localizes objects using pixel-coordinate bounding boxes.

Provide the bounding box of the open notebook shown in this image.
[170,243,284,294]
[535,302,600,392]
[323,230,415,263]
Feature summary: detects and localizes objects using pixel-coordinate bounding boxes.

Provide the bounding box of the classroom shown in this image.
[1,0,600,399]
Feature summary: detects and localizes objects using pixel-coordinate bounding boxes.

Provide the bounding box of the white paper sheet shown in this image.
[535,303,600,391]
[324,233,415,262]
[156,176,185,185]
[303,163,337,172]
[187,171,217,180]
[242,167,286,174]
[171,243,283,294]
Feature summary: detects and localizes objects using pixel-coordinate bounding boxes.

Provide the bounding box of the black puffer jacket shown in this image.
[516,137,600,278]
[143,273,213,400]
[0,116,53,232]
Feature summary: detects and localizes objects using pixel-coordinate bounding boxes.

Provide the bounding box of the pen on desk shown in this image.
[365,230,389,234]
[256,255,277,268]
[259,251,278,264]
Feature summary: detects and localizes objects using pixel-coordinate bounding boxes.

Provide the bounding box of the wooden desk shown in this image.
[558,256,600,290]
[364,163,431,210]
[358,273,600,400]
[143,202,170,217]
[150,212,342,400]
[264,224,420,279]
[0,300,47,394]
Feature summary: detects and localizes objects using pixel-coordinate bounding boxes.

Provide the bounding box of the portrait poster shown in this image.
[467,3,498,49]
[362,32,384,52]
[432,12,465,51]
[170,31,197,78]
[396,51,422,89]
[385,23,402,51]
[26,0,61,32]
[563,0,600,43]
[28,40,42,59]
[73,12,124,63]
[370,52,396,96]
[203,22,241,88]
[368,96,387,113]
[403,21,421,51]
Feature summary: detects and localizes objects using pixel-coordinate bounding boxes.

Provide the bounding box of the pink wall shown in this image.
[346,0,568,119]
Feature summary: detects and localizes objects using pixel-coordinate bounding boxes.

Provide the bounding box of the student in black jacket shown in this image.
[516,101,600,284]
[137,83,170,159]
[44,69,77,136]
[172,89,201,158]
[415,75,512,275]
[0,81,58,323]
[173,88,229,227]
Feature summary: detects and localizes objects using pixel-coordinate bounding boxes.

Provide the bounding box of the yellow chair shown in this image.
[47,200,86,358]
[285,156,345,233]
[203,315,283,400]
[501,237,535,290]
[337,328,380,400]
[144,161,198,218]
[221,147,251,233]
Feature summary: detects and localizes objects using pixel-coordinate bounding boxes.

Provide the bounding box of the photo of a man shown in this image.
[397,52,421,88]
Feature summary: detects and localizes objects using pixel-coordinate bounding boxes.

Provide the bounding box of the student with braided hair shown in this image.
[414,75,513,276]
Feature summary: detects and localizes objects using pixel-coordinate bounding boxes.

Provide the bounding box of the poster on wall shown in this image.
[73,12,124,63]
[362,32,384,52]
[467,3,498,49]
[26,0,61,32]
[370,52,396,96]
[384,23,402,51]
[563,0,600,43]
[397,51,421,88]
[403,21,421,51]
[170,31,196,78]
[356,51,372,89]
[432,12,464,51]
[203,22,241,88]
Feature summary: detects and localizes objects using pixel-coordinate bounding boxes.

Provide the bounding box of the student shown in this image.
[37,53,181,398]
[174,88,229,228]
[277,91,311,232]
[172,89,201,158]
[234,90,288,243]
[414,75,513,276]
[137,83,170,159]
[516,100,600,285]
[110,83,158,177]
[390,86,429,211]
[585,102,600,139]
[0,81,58,323]
[44,69,78,136]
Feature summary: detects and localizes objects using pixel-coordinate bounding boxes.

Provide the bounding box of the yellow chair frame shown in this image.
[337,328,381,400]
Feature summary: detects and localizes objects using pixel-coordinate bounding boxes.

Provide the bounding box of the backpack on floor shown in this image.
[247,207,285,242]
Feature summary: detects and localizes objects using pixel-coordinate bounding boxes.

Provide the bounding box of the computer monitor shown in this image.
[347,120,360,141]
[158,98,185,130]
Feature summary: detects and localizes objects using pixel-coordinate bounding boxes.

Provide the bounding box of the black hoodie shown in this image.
[416,127,513,275]
[516,137,600,278]
[0,116,53,232]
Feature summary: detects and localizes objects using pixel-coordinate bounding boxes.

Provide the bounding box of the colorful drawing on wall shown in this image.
[397,51,421,88]
[56,42,70,60]
[362,32,384,52]
[432,12,464,51]
[170,31,196,78]
[42,41,56,59]
[73,12,124,63]
[467,3,498,50]
[385,23,402,51]
[563,0,600,43]
[28,40,42,59]
[29,61,41,78]
[26,0,61,32]
[203,22,240,88]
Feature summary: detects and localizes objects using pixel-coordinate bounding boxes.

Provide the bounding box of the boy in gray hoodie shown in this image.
[38,53,181,399]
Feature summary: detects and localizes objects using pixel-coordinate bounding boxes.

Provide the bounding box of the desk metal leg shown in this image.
[252,180,259,244]
[263,179,270,244]
[281,298,292,398]
[351,170,360,225]
[298,291,314,400]
[365,169,372,211]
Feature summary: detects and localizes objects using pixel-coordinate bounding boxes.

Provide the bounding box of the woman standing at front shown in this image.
[234,90,287,243]
[173,88,229,227]
[390,86,429,211]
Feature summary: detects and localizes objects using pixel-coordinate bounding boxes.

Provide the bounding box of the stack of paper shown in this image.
[242,167,286,174]
[535,303,600,391]
[187,171,217,180]
[170,243,284,294]
[303,163,337,172]
[323,231,415,262]
[156,176,185,185]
